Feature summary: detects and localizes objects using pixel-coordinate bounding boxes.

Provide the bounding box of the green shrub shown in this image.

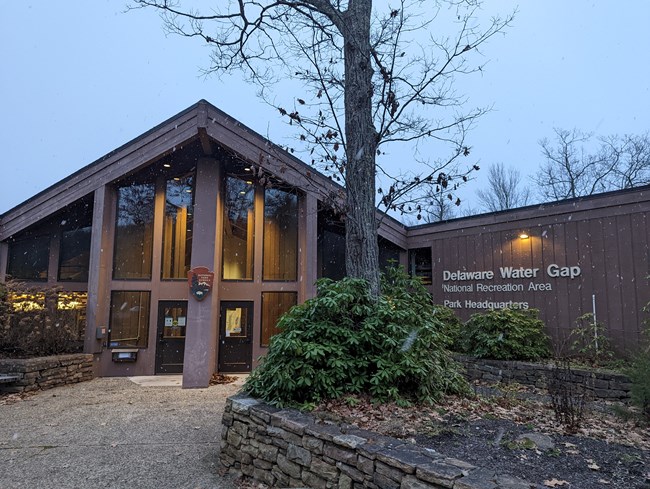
[244,266,469,407]
[566,313,613,366]
[459,308,551,361]
[431,304,463,351]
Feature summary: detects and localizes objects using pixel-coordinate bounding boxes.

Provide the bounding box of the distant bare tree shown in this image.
[476,162,529,212]
[600,132,650,190]
[533,128,650,202]
[424,189,457,222]
[533,128,614,201]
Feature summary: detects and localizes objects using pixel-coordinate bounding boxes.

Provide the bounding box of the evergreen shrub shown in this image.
[459,307,551,361]
[244,266,469,407]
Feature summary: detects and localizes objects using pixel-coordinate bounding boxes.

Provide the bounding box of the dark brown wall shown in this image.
[408,189,650,354]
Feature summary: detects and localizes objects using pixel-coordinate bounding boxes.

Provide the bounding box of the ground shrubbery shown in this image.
[458,308,551,362]
[244,267,469,407]
[0,280,81,358]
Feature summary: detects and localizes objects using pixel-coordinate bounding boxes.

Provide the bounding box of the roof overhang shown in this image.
[0,100,407,247]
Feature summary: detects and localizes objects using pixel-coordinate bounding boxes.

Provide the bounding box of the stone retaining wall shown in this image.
[455,355,631,401]
[0,354,94,393]
[220,395,533,489]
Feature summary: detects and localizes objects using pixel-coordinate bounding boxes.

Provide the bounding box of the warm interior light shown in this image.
[246,180,253,185]
[519,233,529,240]
[244,167,251,172]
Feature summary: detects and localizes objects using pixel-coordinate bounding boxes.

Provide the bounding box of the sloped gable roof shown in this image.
[1,100,387,242]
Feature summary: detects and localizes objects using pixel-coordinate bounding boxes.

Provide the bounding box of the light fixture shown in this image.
[519,233,529,240]
[239,190,246,195]
[185,189,192,193]
[173,177,180,181]
[163,163,171,168]
[246,180,253,185]
[244,167,251,172]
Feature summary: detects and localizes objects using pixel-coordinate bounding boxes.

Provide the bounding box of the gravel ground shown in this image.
[415,417,649,489]
[0,377,244,489]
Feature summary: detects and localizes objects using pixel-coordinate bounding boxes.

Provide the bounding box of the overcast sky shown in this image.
[1,1,649,217]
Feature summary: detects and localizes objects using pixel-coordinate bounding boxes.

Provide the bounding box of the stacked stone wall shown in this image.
[0,354,94,393]
[455,355,631,401]
[220,395,533,489]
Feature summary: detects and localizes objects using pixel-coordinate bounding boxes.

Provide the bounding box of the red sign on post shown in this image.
[188,267,214,301]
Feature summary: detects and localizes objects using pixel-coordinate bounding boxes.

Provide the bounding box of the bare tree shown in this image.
[476,162,529,212]
[534,128,650,203]
[132,0,513,295]
[424,189,457,223]
[601,132,650,190]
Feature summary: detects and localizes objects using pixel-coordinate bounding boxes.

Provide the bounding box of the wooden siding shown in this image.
[411,190,650,354]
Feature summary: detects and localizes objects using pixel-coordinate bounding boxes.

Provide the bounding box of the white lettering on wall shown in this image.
[547,264,581,279]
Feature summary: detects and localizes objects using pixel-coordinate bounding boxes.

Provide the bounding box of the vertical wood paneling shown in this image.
[602,217,624,350]
[617,213,639,353]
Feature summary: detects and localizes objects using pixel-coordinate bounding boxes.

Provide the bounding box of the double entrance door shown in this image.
[155,300,254,374]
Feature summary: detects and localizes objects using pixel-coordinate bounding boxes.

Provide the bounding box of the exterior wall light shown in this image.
[163,163,171,168]
[519,233,529,240]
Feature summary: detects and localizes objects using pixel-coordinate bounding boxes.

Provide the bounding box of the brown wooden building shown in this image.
[1,101,647,387]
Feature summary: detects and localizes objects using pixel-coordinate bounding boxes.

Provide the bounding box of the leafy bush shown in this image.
[628,349,650,420]
[459,308,551,361]
[565,313,613,366]
[0,280,82,357]
[431,304,463,351]
[244,266,469,407]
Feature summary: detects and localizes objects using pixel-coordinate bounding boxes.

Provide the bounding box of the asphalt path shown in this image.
[0,377,246,489]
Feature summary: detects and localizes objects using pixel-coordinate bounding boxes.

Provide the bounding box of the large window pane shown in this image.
[113,183,155,280]
[317,210,346,280]
[7,235,50,281]
[261,292,297,347]
[222,176,255,280]
[108,291,150,348]
[57,292,88,342]
[162,174,194,279]
[409,247,433,285]
[263,188,298,281]
[58,226,91,281]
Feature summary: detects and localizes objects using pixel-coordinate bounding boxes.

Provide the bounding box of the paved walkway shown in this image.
[0,377,246,489]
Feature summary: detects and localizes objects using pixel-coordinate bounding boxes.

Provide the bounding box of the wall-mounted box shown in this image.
[111,349,138,362]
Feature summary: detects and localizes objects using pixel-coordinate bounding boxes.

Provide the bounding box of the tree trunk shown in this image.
[342,0,380,297]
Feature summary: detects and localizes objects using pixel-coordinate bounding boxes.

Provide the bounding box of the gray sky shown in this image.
[1,1,649,216]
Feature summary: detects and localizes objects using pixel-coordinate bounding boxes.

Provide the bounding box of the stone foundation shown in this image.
[0,353,94,393]
[455,355,631,401]
[220,395,533,489]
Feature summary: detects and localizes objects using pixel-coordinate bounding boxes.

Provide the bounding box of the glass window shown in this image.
[7,235,50,281]
[162,174,194,279]
[263,188,298,281]
[108,291,151,348]
[261,292,297,347]
[58,226,91,281]
[408,247,433,285]
[222,176,255,280]
[57,292,88,341]
[379,238,401,272]
[318,229,346,281]
[113,182,155,280]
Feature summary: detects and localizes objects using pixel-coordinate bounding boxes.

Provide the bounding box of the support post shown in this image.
[183,157,220,388]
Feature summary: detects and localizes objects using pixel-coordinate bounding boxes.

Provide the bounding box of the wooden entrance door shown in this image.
[218,301,253,373]
[155,301,187,374]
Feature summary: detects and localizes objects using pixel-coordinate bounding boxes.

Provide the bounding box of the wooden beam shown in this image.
[198,127,213,156]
